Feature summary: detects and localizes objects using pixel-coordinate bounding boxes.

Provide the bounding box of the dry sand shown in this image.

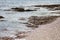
[25,17,60,40]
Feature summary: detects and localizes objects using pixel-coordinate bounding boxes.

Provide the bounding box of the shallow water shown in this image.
[0,0,60,39]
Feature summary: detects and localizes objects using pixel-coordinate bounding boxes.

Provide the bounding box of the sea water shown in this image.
[0,0,60,38]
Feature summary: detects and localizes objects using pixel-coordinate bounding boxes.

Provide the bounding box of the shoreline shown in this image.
[25,17,60,40]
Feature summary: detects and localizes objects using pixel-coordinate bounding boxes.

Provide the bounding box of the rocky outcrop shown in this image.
[52,7,60,10]
[11,7,36,12]
[11,7,25,12]
[28,16,58,25]
[34,4,60,8]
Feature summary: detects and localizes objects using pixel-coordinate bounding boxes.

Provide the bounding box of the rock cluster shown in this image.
[11,7,36,12]
[28,16,58,25]
[26,16,59,28]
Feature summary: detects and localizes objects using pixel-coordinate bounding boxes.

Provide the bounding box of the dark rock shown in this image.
[25,9,36,11]
[28,16,58,25]
[0,16,4,19]
[11,7,25,12]
[0,37,14,40]
[53,7,60,10]
[34,4,60,8]
[0,20,7,22]
[11,7,37,12]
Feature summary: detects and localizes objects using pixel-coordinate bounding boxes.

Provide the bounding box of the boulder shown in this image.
[0,16,4,19]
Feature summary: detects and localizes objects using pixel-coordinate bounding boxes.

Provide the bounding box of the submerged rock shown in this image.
[0,16,4,19]
[19,17,26,20]
[28,16,58,25]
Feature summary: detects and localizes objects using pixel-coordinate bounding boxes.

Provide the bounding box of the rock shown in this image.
[26,23,38,28]
[15,32,28,39]
[0,16,4,19]
[25,9,36,11]
[11,7,36,12]
[34,4,60,8]
[11,7,25,12]
[28,16,58,25]
[53,7,60,10]
[0,37,13,40]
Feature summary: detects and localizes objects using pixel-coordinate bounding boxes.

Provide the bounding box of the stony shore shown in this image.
[25,17,60,40]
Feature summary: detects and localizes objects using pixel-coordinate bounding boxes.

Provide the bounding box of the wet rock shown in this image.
[34,4,60,8]
[25,9,36,11]
[0,16,4,19]
[0,20,7,22]
[26,23,38,28]
[15,32,28,39]
[53,7,60,10]
[11,7,36,12]
[11,7,25,12]
[28,16,58,25]
[19,22,28,24]
[0,37,14,40]
[2,28,8,31]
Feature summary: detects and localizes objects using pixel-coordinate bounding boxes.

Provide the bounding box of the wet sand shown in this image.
[25,17,60,40]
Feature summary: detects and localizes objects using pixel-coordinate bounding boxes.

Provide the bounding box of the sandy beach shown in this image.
[25,17,60,40]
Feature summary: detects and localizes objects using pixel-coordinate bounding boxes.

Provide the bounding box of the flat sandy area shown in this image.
[25,17,60,40]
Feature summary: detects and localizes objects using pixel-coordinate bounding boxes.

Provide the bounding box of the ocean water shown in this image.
[0,0,60,38]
